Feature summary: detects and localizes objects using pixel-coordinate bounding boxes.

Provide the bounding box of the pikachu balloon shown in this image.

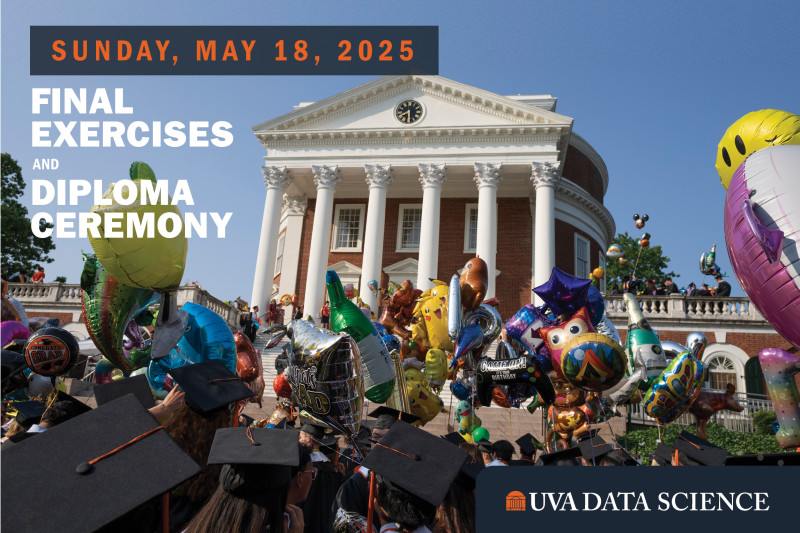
[411,280,454,352]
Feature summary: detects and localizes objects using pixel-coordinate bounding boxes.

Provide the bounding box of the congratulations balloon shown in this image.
[724,145,800,349]
[643,351,704,424]
[146,303,237,394]
[89,162,188,291]
[24,327,79,378]
[81,253,158,373]
[559,333,626,392]
[285,319,363,437]
[759,348,800,448]
[716,109,800,190]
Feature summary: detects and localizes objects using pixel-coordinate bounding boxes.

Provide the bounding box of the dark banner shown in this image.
[477,467,797,532]
[30,26,438,75]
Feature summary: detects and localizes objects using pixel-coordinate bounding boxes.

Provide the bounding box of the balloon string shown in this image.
[632,243,644,279]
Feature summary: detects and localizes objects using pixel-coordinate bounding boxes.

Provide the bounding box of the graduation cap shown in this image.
[362,420,468,507]
[475,439,494,454]
[368,406,420,429]
[12,400,47,427]
[724,452,800,466]
[578,436,615,464]
[576,428,601,442]
[515,433,542,456]
[93,374,155,409]
[457,455,485,490]
[653,442,680,466]
[672,431,728,466]
[207,427,300,494]
[300,421,328,440]
[441,431,468,446]
[168,360,254,414]
[538,446,583,466]
[320,435,340,455]
[0,394,200,533]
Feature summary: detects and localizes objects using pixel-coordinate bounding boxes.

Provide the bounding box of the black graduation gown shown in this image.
[331,465,381,531]
[303,459,344,533]
[509,458,538,466]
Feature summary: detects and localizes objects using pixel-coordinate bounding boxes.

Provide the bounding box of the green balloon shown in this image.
[472,427,490,442]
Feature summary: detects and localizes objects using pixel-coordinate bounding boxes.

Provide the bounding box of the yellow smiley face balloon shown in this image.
[716,109,800,189]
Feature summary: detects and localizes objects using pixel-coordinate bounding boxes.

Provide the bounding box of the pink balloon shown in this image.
[1,321,30,346]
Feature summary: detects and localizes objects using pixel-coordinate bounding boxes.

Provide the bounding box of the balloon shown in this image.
[89,162,187,291]
[6,298,28,327]
[559,333,627,392]
[284,319,363,437]
[234,332,265,406]
[404,366,428,386]
[81,253,159,373]
[372,322,401,354]
[93,357,119,385]
[368,280,379,294]
[452,321,483,368]
[643,351,704,424]
[459,257,488,310]
[411,280,453,352]
[759,348,800,448]
[505,304,554,356]
[280,294,292,307]
[591,267,605,279]
[623,293,667,384]
[688,384,743,440]
[639,239,650,248]
[494,340,518,361]
[476,355,555,408]
[454,400,482,434]
[2,349,30,397]
[447,274,462,341]
[546,378,591,450]
[723,145,800,349]
[472,426,490,443]
[491,387,512,408]
[699,244,723,276]
[273,371,292,398]
[606,349,648,407]
[406,380,445,425]
[24,327,79,377]
[450,376,477,402]
[686,332,708,360]
[423,348,447,387]
[1,321,30,347]
[533,268,592,318]
[146,303,237,394]
[538,307,595,372]
[661,341,689,362]
[715,109,800,190]
[618,257,628,265]
[595,316,621,344]
[463,304,502,346]
[633,213,649,229]
[585,285,604,327]
[606,244,623,259]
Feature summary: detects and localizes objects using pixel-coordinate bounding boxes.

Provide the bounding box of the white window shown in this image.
[463,204,478,253]
[331,204,365,252]
[397,204,423,252]
[274,233,285,277]
[574,234,590,279]
[705,355,737,391]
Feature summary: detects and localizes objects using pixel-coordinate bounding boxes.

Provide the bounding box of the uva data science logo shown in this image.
[505,491,526,511]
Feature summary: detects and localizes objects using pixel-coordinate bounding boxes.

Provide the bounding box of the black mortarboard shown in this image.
[320,435,340,455]
[538,446,583,466]
[476,439,494,454]
[672,431,728,466]
[239,414,256,428]
[94,374,155,409]
[724,452,800,466]
[441,431,467,446]
[458,455,484,490]
[12,401,47,426]
[274,418,288,430]
[168,360,253,414]
[515,433,542,456]
[300,421,328,440]
[362,420,468,506]
[579,436,615,464]
[654,443,680,466]
[368,406,420,429]
[0,394,200,533]
[207,427,300,492]
[576,428,601,442]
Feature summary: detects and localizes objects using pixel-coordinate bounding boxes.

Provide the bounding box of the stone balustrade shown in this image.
[7,282,241,329]
[604,294,767,327]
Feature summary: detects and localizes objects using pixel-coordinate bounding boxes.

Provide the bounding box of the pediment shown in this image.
[253,75,572,134]
[327,261,362,275]
[383,257,419,274]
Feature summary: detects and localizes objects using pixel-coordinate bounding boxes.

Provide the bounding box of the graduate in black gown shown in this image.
[300,422,345,533]
[510,433,541,466]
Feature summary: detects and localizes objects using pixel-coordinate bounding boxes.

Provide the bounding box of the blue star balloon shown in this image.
[533,268,592,318]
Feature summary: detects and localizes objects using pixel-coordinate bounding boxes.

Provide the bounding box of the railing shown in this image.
[604,294,766,324]
[627,392,774,434]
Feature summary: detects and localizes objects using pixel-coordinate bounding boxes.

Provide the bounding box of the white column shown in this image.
[277,195,307,323]
[416,164,447,291]
[531,162,562,304]
[473,163,502,299]
[304,165,342,320]
[360,164,394,311]
[251,167,292,313]
[529,195,537,303]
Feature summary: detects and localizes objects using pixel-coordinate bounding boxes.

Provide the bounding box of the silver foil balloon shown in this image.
[285,319,363,437]
[463,303,502,346]
[661,341,690,363]
[607,348,648,407]
[686,332,708,360]
[447,274,462,342]
[495,339,519,360]
[595,316,622,344]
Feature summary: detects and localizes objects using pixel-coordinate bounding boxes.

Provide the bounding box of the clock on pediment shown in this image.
[395,99,423,124]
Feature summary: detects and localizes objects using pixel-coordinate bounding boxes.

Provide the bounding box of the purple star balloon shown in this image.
[533,268,591,317]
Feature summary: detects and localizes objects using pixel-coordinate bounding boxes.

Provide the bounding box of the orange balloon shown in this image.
[640,239,650,248]
[592,267,605,279]
[492,386,511,408]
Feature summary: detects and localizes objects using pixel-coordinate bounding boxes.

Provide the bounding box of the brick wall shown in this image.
[563,143,604,202]
[616,329,793,359]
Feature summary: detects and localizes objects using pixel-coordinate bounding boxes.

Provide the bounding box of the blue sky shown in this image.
[2,0,798,302]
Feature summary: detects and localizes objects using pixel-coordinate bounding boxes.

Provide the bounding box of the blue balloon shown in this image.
[450,377,477,402]
[586,285,605,326]
[147,303,237,396]
[373,322,401,354]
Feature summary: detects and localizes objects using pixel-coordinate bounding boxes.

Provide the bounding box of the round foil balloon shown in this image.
[273,370,292,398]
[285,319,363,437]
[24,328,79,377]
[606,244,623,258]
[89,162,188,290]
[559,333,626,392]
[643,351,704,424]
[234,332,265,406]
[724,145,800,349]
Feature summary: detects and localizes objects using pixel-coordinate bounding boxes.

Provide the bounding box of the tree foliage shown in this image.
[1,153,55,276]
[604,231,677,290]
